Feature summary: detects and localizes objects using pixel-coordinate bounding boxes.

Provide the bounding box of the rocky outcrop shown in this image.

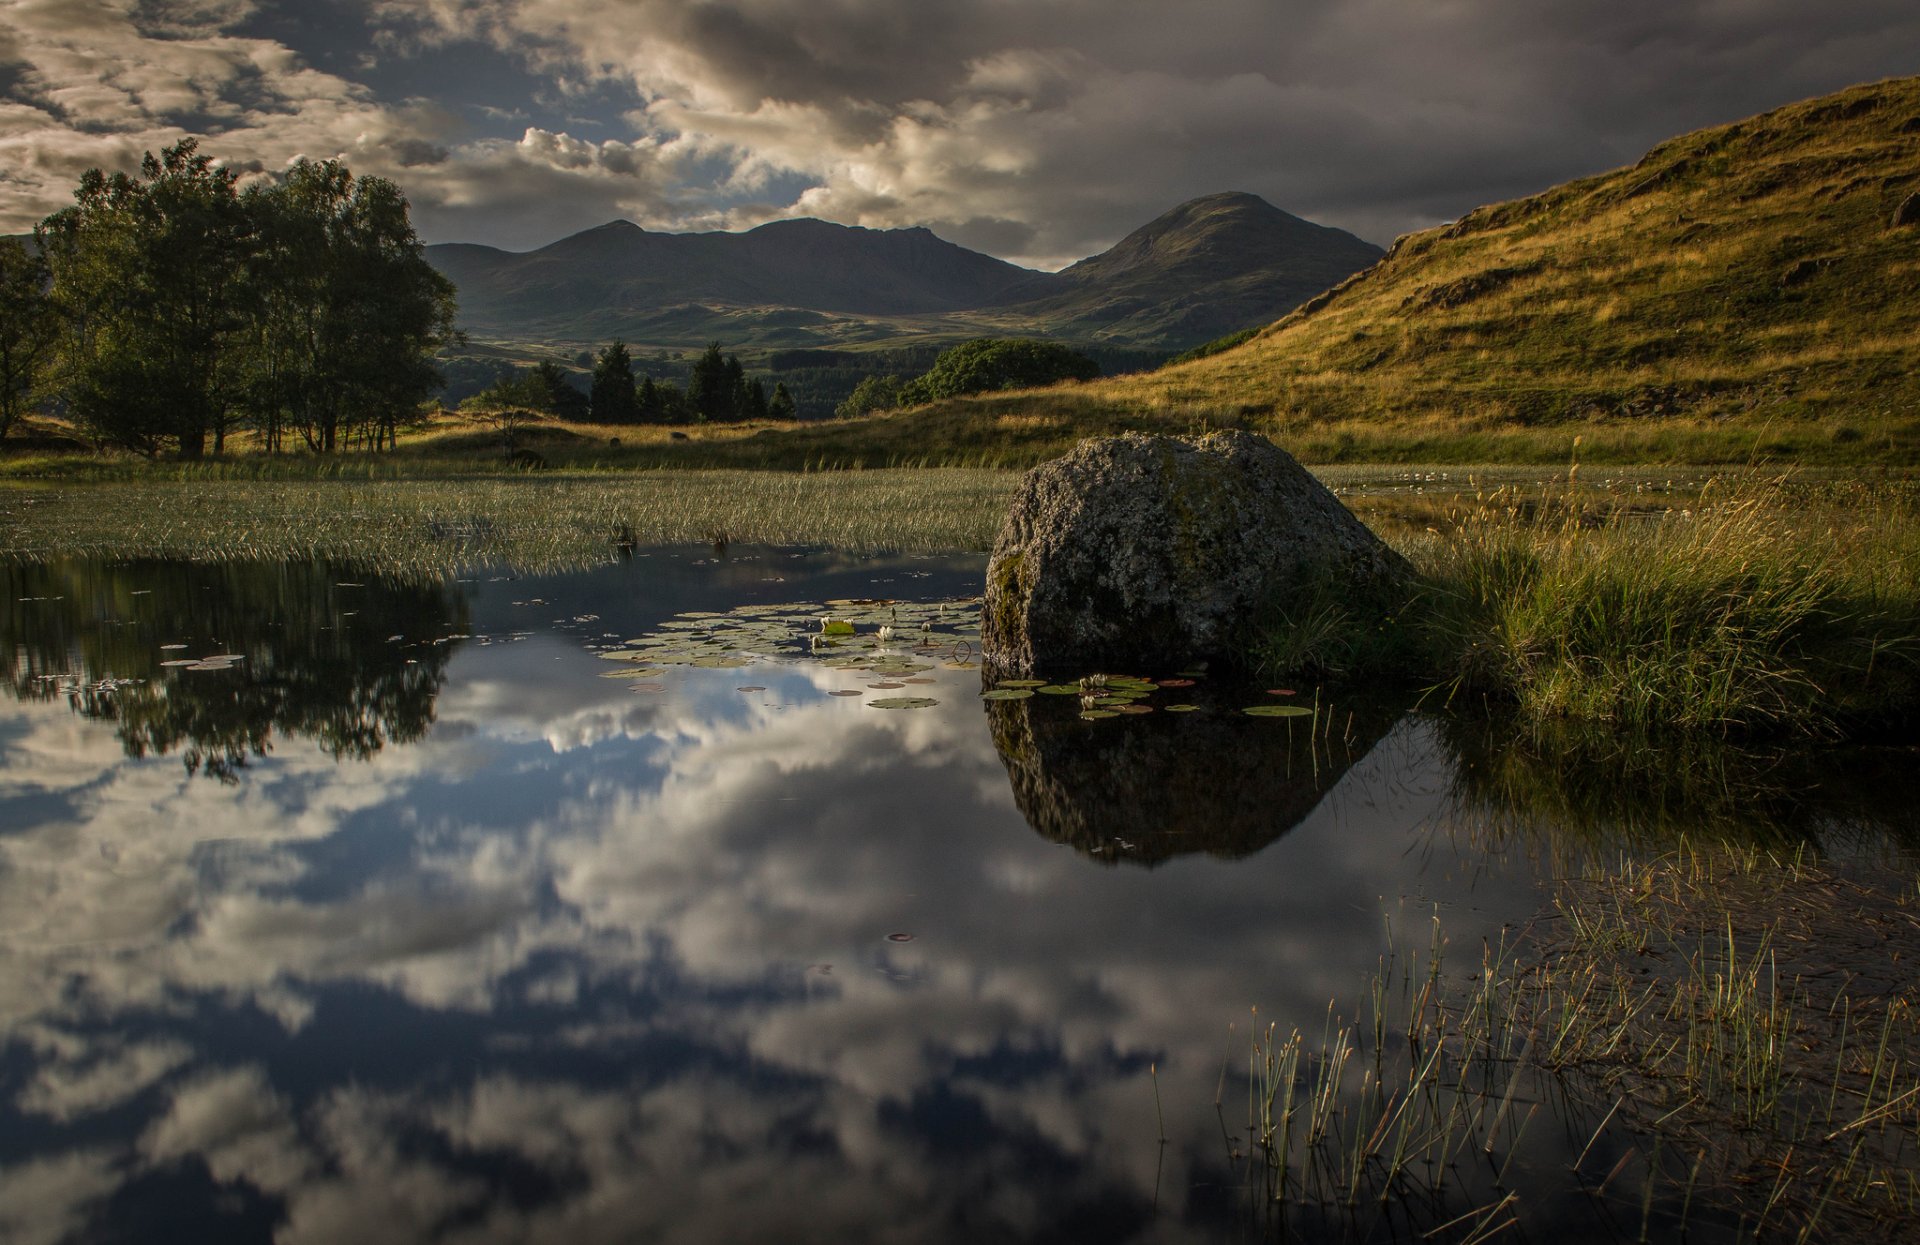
[981,431,1405,674]
[1893,192,1920,230]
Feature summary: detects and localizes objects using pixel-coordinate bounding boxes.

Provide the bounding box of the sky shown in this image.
[1,0,1915,269]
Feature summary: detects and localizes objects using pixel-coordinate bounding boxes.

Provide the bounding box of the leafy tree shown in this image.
[40,139,252,457]
[835,374,902,419]
[900,338,1099,404]
[0,239,56,440]
[767,380,797,421]
[243,159,456,452]
[589,340,640,424]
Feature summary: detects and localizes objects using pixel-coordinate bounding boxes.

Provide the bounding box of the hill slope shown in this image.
[1088,77,1920,446]
[998,192,1384,344]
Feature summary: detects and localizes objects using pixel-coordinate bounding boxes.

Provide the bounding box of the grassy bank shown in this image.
[1260,473,1920,740]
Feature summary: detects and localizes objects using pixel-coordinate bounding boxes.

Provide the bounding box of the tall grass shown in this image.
[1418,475,1920,737]
[1255,472,1920,739]
[0,470,1017,575]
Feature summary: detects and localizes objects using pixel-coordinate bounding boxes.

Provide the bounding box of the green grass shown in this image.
[1254,472,1920,740]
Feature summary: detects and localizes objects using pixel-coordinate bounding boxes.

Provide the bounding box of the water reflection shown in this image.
[988,689,1409,864]
[1,560,466,780]
[0,551,1914,1243]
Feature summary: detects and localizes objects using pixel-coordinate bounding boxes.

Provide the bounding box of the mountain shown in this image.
[997,192,1385,344]
[424,193,1383,351]
[430,218,1050,341]
[1090,76,1920,437]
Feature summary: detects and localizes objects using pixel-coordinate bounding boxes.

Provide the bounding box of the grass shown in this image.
[1230,844,1920,1240]
[0,470,1016,576]
[1519,844,1920,1239]
[1094,77,1920,444]
[1256,469,1920,741]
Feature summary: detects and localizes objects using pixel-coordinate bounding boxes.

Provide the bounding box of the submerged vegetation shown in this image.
[1234,841,1920,1241]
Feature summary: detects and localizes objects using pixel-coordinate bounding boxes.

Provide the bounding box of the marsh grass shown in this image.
[1254,470,1920,740]
[1415,472,1920,737]
[1522,844,1920,1239]
[1245,845,1920,1241]
[0,470,1016,576]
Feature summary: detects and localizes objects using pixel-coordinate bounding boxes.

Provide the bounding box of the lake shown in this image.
[1,548,1915,1244]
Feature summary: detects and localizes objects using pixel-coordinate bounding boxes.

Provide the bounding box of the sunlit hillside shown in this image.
[1083,76,1920,456]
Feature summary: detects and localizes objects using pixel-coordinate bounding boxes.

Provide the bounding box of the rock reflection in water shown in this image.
[1,558,468,780]
[987,688,1409,865]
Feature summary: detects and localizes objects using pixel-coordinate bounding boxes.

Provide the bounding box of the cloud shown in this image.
[380,0,1920,261]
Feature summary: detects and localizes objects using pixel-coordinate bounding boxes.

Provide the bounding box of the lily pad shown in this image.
[868,681,906,689]
[1165,704,1201,713]
[1037,685,1082,695]
[1111,704,1153,715]
[1078,709,1118,720]
[1157,678,1196,688]
[868,697,938,709]
[996,679,1047,689]
[600,667,666,679]
[736,686,767,693]
[981,688,1034,701]
[1244,705,1314,718]
[1266,688,1299,697]
[828,689,862,697]
[820,619,855,636]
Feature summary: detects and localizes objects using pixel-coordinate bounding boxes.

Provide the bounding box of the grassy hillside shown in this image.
[1082,76,1920,457]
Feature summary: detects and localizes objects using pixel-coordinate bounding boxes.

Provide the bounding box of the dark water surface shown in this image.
[1,549,1914,1244]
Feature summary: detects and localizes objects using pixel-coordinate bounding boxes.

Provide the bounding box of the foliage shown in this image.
[242,159,456,453]
[530,360,588,420]
[835,374,903,419]
[767,380,797,420]
[39,140,253,458]
[36,141,453,458]
[899,337,1099,403]
[588,341,640,424]
[0,239,56,440]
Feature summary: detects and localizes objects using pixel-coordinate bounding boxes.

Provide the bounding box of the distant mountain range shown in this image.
[425,192,1384,352]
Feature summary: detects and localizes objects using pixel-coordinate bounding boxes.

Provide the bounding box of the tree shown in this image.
[530,360,588,420]
[589,341,640,424]
[742,376,769,422]
[835,374,902,419]
[40,139,252,457]
[636,374,665,423]
[0,239,56,441]
[687,341,734,423]
[768,380,797,421]
[900,338,1099,404]
[243,160,456,452]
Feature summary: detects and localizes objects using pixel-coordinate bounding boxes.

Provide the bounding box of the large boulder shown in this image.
[981,431,1404,674]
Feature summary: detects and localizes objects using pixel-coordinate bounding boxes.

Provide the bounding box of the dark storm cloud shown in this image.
[0,0,1915,260]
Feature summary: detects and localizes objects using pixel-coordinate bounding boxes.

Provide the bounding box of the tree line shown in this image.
[467,341,796,425]
[0,140,455,457]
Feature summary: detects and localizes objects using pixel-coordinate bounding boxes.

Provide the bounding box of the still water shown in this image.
[0,549,1912,1244]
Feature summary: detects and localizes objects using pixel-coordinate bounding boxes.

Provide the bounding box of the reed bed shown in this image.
[0,470,1017,575]
[1256,470,1920,739]
[1237,843,1920,1241]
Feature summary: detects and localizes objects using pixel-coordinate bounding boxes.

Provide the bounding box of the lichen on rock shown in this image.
[980,430,1405,675]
